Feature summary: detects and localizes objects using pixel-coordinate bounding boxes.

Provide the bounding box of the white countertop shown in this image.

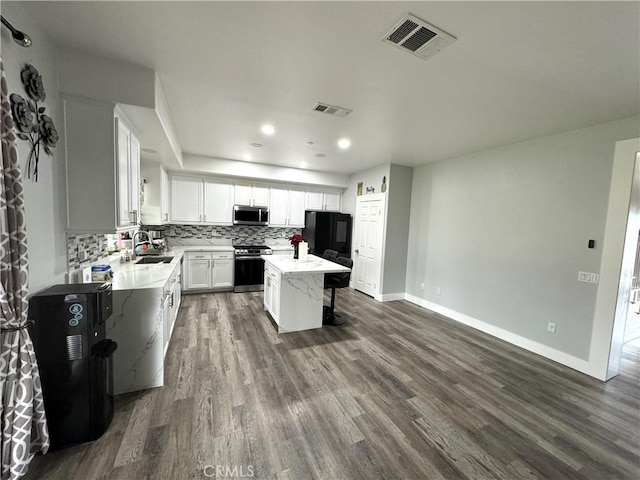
[103,245,233,290]
[109,248,186,290]
[262,254,350,275]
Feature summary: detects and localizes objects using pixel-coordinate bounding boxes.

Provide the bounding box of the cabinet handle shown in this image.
[164,213,168,221]
[131,210,138,224]
[170,292,174,308]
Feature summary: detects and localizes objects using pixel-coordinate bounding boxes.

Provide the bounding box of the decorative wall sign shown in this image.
[381,176,387,193]
[10,64,58,181]
[357,182,363,196]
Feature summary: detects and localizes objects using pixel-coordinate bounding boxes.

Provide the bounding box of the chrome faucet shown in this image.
[131,230,150,259]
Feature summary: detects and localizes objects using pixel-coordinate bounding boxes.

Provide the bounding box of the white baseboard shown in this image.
[404,294,603,380]
[380,293,405,302]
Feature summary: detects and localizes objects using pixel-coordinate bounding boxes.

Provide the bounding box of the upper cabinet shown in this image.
[204,180,234,223]
[169,176,233,224]
[170,175,202,223]
[64,97,140,232]
[305,189,342,212]
[140,161,170,225]
[234,183,269,207]
[269,187,305,227]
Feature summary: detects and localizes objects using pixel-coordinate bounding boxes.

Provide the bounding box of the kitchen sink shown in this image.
[135,256,174,264]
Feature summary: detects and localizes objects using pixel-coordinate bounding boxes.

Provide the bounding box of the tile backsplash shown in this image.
[67,233,108,270]
[66,225,301,270]
[143,224,301,245]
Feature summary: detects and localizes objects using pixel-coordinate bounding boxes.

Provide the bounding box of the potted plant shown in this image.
[288,233,305,259]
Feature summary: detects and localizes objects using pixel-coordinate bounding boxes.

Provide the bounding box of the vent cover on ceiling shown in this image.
[312,102,352,118]
[383,13,456,60]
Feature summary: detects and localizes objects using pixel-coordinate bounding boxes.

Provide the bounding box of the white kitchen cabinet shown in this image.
[264,263,280,322]
[212,255,234,288]
[185,252,212,290]
[235,183,269,207]
[170,176,233,224]
[323,190,342,211]
[183,251,234,291]
[204,180,234,224]
[140,161,170,225]
[162,264,181,358]
[305,189,342,212]
[64,97,141,232]
[160,167,170,224]
[170,176,202,223]
[269,187,305,227]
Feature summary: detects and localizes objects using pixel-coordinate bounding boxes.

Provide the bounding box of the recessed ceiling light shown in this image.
[315,153,326,158]
[142,148,157,154]
[306,141,314,146]
[261,124,275,135]
[338,138,351,149]
[243,153,252,161]
[250,142,263,148]
[300,161,308,168]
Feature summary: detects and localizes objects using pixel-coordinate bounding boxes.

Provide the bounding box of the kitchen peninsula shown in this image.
[262,254,351,333]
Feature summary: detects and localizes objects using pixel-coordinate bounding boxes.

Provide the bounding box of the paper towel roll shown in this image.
[298,242,308,262]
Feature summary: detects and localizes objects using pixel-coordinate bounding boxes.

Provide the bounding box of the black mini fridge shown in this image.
[28,283,117,450]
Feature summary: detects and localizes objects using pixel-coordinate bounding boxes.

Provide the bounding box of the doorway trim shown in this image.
[590,137,640,380]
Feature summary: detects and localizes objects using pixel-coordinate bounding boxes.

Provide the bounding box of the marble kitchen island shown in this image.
[262,254,351,333]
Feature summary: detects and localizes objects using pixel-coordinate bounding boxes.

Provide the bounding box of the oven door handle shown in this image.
[235,256,266,261]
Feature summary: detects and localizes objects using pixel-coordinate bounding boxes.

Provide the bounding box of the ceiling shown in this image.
[18,1,640,175]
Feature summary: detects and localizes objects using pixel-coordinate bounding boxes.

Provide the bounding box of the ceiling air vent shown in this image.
[312,102,352,118]
[383,13,456,60]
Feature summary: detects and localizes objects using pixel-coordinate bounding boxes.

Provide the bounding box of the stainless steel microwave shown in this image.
[233,205,269,226]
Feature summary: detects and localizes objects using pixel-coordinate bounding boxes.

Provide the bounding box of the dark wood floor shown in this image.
[26,288,640,479]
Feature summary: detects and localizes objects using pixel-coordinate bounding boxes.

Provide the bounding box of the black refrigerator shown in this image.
[28,283,117,450]
[303,211,352,257]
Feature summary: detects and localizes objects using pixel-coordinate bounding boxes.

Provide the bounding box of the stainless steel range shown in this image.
[233,245,272,293]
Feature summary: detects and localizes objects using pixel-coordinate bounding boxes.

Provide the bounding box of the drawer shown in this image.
[185,252,213,261]
[212,252,234,260]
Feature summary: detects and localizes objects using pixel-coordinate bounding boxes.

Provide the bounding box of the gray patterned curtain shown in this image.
[0,59,49,479]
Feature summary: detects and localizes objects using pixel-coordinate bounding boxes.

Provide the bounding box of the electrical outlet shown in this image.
[420,282,425,290]
[436,287,442,296]
[547,322,556,334]
[578,271,599,284]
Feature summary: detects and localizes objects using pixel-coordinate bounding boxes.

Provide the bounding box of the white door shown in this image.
[324,191,342,212]
[269,187,288,226]
[160,168,170,223]
[252,184,270,207]
[213,259,234,287]
[353,194,385,297]
[170,176,202,223]
[129,133,141,225]
[287,189,306,227]
[234,184,252,205]
[187,258,211,289]
[116,119,131,228]
[305,190,324,210]
[204,180,234,223]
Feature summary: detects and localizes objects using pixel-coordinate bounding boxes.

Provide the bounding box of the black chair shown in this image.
[322,249,339,262]
[323,256,353,326]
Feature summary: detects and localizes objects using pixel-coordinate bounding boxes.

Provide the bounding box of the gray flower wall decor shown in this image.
[10,64,58,181]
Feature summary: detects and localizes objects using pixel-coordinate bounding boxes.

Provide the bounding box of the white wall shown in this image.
[405,116,639,376]
[383,164,413,295]
[343,163,390,215]
[2,3,67,294]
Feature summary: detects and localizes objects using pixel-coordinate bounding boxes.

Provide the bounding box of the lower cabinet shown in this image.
[184,251,234,292]
[163,267,182,357]
[264,263,281,323]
